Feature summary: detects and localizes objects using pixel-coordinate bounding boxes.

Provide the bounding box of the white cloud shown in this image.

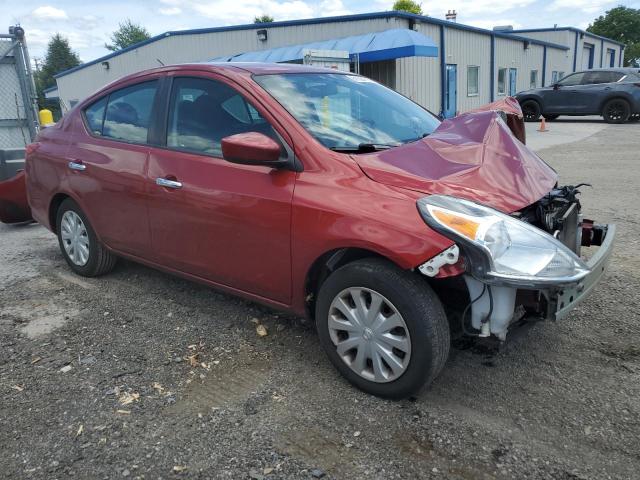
[434,0,536,17]
[160,7,182,15]
[32,5,68,20]
[318,0,352,17]
[547,0,617,14]
[191,0,314,23]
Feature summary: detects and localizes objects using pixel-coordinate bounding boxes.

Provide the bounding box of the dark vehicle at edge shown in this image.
[515,68,640,124]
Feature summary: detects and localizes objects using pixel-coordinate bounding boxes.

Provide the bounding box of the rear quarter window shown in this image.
[84,97,107,135]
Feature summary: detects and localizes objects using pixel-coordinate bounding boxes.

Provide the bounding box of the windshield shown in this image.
[254,73,440,151]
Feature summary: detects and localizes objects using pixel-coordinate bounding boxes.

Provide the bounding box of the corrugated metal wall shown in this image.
[360,60,396,90]
[394,23,440,113]
[56,17,405,107]
[445,28,492,112]
[494,38,545,96]
[544,47,572,85]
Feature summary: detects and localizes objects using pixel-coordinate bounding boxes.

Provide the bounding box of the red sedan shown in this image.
[21,63,614,398]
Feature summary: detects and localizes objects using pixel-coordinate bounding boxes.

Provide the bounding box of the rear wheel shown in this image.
[521,100,541,122]
[56,198,117,277]
[315,258,450,399]
[602,99,630,124]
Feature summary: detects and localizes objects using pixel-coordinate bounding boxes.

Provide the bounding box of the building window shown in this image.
[558,71,565,81]
[467,66,479,96]
[530,70,538,88]
[551,71,558,84]
[497,68,507,95]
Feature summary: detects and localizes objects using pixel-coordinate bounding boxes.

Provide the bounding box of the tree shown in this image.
[588,6,640,67]
[392,0,422,15]
[35,34,81,114]
[254,15,274,23]
[105,19,151,51]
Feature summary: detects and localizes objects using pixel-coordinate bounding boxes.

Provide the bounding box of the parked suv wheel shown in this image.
[602,99,630,124]
[56,198,117,277]
[520,100,541,122]
[315,258,450,399]
[628,113,640,123]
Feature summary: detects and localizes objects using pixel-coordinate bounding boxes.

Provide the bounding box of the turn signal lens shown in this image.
[430,209,480,240]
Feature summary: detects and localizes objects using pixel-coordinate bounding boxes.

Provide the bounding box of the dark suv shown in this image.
[516,68,640,123]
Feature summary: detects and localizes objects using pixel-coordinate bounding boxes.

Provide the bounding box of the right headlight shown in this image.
[417,195,589,287]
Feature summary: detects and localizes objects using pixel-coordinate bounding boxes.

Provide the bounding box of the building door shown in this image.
[509,68,517,96]
[582,44,594,69]
[444,64,457,118]
[608,49,616,67]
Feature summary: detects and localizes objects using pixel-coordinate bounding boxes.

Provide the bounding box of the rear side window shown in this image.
[582,71,624,84]
[84,97,107,135]
[102,81,158,143]
[166,77,277,156]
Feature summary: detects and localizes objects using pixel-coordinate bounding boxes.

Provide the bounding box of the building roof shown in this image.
[54,11,574,80]
[507,27,625,47]
[212,28,438,63]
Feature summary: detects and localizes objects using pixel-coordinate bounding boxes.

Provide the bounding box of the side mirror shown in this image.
[221,132,285,168]
[553,83,560,90]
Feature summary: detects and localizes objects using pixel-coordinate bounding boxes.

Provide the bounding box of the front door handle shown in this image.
[68,161,86,171]
[156,177,182,189]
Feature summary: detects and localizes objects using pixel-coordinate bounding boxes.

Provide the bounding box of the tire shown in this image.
[628,113,640,123]
[315,258,450,399]
[602,98,630,124]
[520,100,541,122]
[543,114,559,121]
[56,198,117,277]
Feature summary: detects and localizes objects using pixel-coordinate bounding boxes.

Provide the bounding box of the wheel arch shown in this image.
[599,95,631,114]
[303,247,402,321]
[48,192,72,233]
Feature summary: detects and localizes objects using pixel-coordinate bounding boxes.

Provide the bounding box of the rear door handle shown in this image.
[68,160,86,171]
[156,177,182,189]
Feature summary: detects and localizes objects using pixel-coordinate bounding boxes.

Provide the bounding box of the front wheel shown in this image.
[602,99,630,124]
[315,258,450,399]
[520,100,541,122]
[56,198,117,277]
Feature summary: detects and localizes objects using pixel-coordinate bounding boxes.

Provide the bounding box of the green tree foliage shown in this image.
[105,19,151,51]
[588,6,640,67]
[35,34,80,114]
[254,15,275,23]
[392,0,422,15]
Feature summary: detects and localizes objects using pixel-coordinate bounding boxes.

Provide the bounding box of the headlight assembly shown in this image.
[417,195,589,287]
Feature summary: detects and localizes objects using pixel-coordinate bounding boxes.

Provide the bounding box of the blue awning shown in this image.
[212,28,438,64]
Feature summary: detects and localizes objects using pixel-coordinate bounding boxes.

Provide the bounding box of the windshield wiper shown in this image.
[330,143,398,153]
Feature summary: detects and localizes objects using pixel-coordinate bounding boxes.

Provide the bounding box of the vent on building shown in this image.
[445,10,457,22]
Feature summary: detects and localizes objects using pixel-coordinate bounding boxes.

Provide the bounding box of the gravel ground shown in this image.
[1,121,639,480]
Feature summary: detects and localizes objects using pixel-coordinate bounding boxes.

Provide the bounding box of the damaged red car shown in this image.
[14,63,614,398]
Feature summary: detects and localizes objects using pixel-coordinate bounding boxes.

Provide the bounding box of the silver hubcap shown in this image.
[60,211,90,266]
[328,287,411,383]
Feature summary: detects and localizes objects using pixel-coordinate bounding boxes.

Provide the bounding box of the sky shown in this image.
[4,0,640,64]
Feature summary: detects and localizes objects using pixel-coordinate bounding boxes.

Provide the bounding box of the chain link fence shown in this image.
[0,26,39,151]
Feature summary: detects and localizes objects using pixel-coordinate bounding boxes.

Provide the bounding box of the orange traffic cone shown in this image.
[537,117,548,132]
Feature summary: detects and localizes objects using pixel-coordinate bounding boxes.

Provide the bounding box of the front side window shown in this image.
[102,81,158,143]
[558,72,584,86]
[84,96,107,135]
[166,77,278,156]
[467,66,479,96]
[530,70,538,88]
[254,73,440,151]
[497,68,507,95]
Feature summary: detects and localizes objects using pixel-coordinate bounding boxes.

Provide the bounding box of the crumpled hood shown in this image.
[354,110,558,213]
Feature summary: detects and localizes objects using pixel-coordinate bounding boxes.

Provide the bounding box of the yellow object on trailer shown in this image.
[38,109,54,126]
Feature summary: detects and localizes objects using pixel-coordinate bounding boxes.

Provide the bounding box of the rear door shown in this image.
[66,78,159,255]
[572,71,625,113]
[145,72,296,304]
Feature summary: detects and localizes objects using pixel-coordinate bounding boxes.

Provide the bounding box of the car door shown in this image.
[541,72,585,113]
[146,73,296,304]
[572,71,624,114]
[66,79,160,255]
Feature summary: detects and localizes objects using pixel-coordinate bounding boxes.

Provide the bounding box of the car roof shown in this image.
[575,67,640,74]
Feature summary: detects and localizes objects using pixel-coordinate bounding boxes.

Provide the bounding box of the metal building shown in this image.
[51,11,625,118]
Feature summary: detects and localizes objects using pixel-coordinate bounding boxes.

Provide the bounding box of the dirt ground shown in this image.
[1,120,639,480]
